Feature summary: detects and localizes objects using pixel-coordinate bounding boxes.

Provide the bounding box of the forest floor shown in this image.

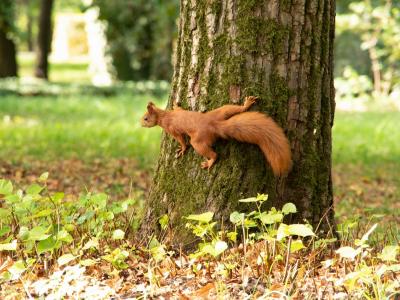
[0,62,399,298]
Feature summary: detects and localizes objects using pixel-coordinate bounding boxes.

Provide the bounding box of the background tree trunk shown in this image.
[140,0,336,246]
[0,30,18,78]
[35,0,54,79]
[0,0,18,78]
[26,0,34,52]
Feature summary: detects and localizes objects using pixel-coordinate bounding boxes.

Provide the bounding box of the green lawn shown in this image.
[0,92,165,168]
[18,52,91,83]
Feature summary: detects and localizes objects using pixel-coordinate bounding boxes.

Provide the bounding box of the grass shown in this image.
[0,92,165,168]
[333,111,400,166]
[18,52,91,83]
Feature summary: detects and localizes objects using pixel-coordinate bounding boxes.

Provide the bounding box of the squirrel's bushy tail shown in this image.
[215,112,292,176]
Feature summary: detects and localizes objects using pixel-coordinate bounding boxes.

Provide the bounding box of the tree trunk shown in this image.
[0,30,18,78]
[0,0,18,78]
[140,0,336,246]
[35,0,54,79]
[26,0,34,52]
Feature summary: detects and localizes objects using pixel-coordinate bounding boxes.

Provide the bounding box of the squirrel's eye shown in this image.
[144,117,148,121]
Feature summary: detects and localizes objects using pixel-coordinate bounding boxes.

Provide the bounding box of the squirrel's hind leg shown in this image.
[208,96,258,120]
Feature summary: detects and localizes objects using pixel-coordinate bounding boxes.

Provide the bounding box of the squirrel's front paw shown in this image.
[175,147,186,158]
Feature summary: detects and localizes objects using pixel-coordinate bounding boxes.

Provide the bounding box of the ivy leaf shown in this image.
[290,240,305,253]
[185,212,214,223]
[112,229,125,240]
[28,226,50,241]
[0,226,11,238]
[26,184,43,195]
[38,172,49,182]
[80,259,97,266]
[159,214,169,230]
[378,245,399,262]
[288,224,315,237]
[0,180,13,195]
[229,211,244,225]
[82,238,99,250]
[257,211,283,225]
[0,208,11,219]
[238,197,258,203]
[0,239,17,251]
[8,260,26,280]
[282,203,297,215]
[37,237,60,254]
[57,254,76,266]
[336,246,360,260]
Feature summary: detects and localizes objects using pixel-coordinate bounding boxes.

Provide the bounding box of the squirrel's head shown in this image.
[141,102,159,127]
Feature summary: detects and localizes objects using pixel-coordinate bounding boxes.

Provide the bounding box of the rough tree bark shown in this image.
[0,1,18,78]
[140,0,336,246]
[0,30,18,78]
[35,0,54,79]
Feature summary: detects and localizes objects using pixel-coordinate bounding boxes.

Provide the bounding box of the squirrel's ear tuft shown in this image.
[147,102,155,112]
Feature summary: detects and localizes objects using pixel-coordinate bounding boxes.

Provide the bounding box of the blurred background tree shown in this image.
[92,0,178,81]
[336,0,400,108]
[0,0,18,77]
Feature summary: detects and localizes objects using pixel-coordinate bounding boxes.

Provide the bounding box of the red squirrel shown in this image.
[141,96,292,176]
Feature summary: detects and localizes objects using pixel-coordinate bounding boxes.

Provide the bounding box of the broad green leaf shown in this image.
[185,212,214,223]
[238,197,258,203]
[80,259,97,266]
[112,229,125,240]
[52,192,65,204]
[257,212,283,225]
[18,226,29,241]
[91,193,108,209]
[0,239,17,251]
[288,224,315,237]
[0,226,11,237]
[229,211,244,225]
[378,245,399,262]
[290,240,305,253]
[37,237,59,254]
[256,194,268,202]
[31,209,53,219]
[64,224,75,232]
[243,219,257,228]
[227,231,237,242]
[0,180,13,195]
[57,254,76,266]
[0,208,11,219]
[282,203,297,215]
[26,184,43,195]
[359,223,378,245]
[82,238,99,250]
[57,230,73,243]
[277,224,290,241]
[336,246,360,260]
[159,214,169,230]
[77,211,95,224]
[8,260,26,280]
[38,172,49,182]
[213,240,228,256]
[28,226,50,241]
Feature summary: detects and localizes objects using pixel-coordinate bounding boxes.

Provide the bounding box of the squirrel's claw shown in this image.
[244,96,258,108]
[175,147,186,158]
[201,159,216,170]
